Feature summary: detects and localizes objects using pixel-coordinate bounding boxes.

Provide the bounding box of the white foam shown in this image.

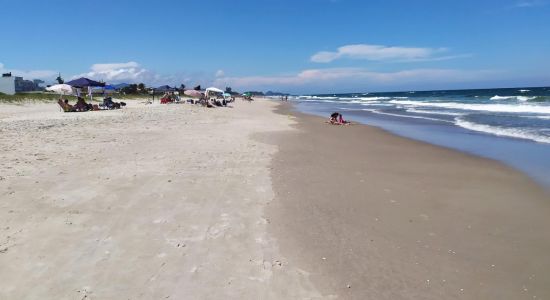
[490,95,536,101]
[522,115,550,120]
[298,96,338,100]
[406,108,465,116]
[389,100,550,114]
[455,118,550,144]
[490,95,516,100]
[362,109,453,123]
[519,89,531,93]
[339,96,390,101]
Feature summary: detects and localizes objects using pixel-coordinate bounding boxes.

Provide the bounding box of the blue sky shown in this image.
[1,0,549,93]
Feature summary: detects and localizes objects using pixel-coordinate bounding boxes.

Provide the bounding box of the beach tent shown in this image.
[46,84,74,95]
[65,77,105,88]
[65,77,105,101]
[205,87,224,101]
[205,87,224,94]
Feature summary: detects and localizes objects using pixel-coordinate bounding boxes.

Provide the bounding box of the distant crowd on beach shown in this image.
[47,77,261,113]
[159,91,238,108]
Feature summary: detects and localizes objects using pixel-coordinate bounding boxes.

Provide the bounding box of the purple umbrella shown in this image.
[66,77,105,88]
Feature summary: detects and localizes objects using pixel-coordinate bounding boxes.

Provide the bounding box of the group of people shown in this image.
[159,91,236,108]
[201,96,234,108]
[58,97,126,112]
[160,92,181,104]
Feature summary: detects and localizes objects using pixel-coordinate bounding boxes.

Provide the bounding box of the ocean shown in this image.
[287,86,550,188]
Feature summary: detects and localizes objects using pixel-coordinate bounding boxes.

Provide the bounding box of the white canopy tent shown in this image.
[205,87,228,100]
[205,87,223,94]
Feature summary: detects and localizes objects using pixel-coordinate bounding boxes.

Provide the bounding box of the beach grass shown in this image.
[0,92,74,103]
[0,92,152,103]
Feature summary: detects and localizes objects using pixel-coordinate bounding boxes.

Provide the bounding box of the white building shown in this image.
[0,76,16,95]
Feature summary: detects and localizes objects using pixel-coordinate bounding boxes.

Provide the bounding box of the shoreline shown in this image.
[292,100,550,190]
[267,101,550,299]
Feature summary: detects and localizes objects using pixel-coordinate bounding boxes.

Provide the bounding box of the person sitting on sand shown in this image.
[73,97,90,112]
[103,97,119,109]
[328,112,350,125]
[58,98,75,112]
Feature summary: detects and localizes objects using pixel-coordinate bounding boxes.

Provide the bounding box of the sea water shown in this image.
[286,87,550,189]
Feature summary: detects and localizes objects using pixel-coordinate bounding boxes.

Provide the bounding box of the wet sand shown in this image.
[267,103,550,299]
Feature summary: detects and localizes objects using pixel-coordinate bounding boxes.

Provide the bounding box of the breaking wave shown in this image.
[455,118,550,144]
[389,100,550,114]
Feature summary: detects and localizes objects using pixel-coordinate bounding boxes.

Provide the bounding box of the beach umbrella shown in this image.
[184,90,202,97]
[46,84,74,95]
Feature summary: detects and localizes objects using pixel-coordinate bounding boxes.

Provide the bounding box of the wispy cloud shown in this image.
[514,0,546,7]
[0,62,58,80]
[73,61,153,82]
[311,44,468,63]
[215,67,499,92]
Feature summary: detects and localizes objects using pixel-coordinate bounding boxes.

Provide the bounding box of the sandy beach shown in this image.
[0,100,321,299]
[1,99,549,299]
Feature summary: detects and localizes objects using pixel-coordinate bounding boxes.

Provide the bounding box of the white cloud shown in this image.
[215,70,225,77]
[74,61,154,83]
[310,44,466,63]
[0,62,58,80]
[215,67,500,92]
[72,61,205,87]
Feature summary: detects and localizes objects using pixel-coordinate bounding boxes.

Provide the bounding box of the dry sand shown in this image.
[0,99,321,299]
[267,104,550,299]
